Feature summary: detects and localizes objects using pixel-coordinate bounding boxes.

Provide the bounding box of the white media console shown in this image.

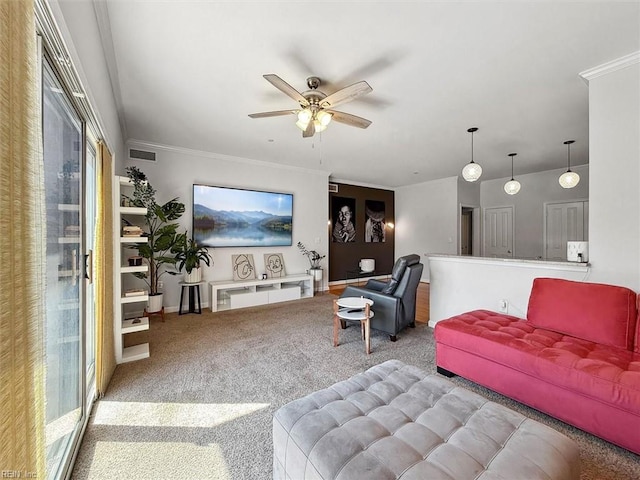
[208,274,314,312]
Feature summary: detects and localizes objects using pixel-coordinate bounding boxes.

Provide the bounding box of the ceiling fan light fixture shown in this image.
[316,110,333,127]
[313,120,327,133]
[504,153,521,195]
[559,140,580,188]
[250,74,373,138]
[297,108,312,123]
[462,127,482,182]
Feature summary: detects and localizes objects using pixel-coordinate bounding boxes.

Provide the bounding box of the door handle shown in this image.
[84,250,93,284]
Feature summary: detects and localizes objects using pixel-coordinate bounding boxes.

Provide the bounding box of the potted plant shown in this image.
[175,237,212,283]
[125,166,186,313]
[297,241,326,282]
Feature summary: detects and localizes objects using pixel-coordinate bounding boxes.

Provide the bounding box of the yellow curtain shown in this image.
[95,141,115,396]
[0,0,46,476]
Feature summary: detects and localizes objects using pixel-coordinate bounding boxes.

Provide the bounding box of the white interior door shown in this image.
[545,201,587,260]
[484,206,514,257]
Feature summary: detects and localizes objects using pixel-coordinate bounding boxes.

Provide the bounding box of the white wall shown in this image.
[429,57,639,327]
[587,62,640,290]
[458,177,481,207]
[481,165,589,259]
[122,145,329,311]
[428,256,589,325]
[395,176,459,281]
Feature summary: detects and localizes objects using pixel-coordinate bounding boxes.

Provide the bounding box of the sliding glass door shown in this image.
[42,56,96,480]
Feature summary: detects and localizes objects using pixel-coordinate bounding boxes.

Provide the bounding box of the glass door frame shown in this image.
[41,45,96,480]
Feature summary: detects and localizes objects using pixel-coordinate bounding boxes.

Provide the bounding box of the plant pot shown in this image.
[309,267,323,281]
[147,293,163,313]
[184,266,202,284]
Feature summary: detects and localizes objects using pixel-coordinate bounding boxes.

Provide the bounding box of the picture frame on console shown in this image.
[264,253,286,278]
[232,254,256,281]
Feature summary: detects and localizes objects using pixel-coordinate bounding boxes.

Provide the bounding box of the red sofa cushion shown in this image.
[636,295,640,354]
[435,310,640,415]
[526,278,637,351]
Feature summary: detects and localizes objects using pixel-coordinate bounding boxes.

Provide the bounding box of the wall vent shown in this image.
[328,183,338,193]
[129,148,157,162]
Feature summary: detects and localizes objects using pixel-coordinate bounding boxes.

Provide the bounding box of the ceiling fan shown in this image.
[249,74,373,138]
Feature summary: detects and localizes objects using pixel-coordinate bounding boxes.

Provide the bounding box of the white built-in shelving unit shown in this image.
[114,175,150,363]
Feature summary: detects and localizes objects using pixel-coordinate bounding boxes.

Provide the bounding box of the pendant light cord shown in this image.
[471,130,474,163]
[564,140,575,172]
[508,153,517,180]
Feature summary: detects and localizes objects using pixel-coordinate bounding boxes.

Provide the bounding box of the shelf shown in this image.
[58,237,80,244]
[121,236,148,244]
[122,343,149,363]
[120,206,147,215]
[122,317,149,334]
[58,301,79,311]
[115,174,151,364]
[120,265,148,273]
[57,269,80,278]
[57,204,80,211]
[121,294,149,304]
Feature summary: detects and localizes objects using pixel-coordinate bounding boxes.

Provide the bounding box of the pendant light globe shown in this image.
[503,153,521,195]
[462,127,482,182]
[559,140,580,188]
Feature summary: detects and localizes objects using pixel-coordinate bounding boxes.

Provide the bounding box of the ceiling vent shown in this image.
[129,148,156,162]
[328,183,338,193]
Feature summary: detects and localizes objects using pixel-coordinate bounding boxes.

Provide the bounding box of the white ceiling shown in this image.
[97,1,640,188]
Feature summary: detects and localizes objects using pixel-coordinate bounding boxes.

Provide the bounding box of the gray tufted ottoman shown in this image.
[273,360,580,480]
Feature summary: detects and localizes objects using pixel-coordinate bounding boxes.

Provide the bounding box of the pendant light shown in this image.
[504,153,521,195]
[462,127,482,182]
[559,140,579,188]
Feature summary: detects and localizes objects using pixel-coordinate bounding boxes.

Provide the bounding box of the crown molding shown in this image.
[126,139,330,178]
[579,51,640,83]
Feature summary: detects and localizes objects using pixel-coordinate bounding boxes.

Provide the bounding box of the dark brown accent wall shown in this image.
[329,183,395,282]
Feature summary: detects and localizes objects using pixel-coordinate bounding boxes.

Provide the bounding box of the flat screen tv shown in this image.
[193,184,293,247]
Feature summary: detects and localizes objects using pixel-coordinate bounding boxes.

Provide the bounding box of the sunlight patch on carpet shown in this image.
[90,441,231,479]
[93,401,270,427]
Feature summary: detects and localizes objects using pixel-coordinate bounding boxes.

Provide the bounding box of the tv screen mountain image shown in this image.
[193,184,293,247]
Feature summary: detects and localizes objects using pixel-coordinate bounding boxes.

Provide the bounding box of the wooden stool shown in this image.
[144,307,165,322]
[333,297,374,354]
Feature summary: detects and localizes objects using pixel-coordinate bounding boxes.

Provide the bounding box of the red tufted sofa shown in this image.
[435,277,640,454]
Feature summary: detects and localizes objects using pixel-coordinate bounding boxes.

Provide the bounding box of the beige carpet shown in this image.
[72,295,639,479]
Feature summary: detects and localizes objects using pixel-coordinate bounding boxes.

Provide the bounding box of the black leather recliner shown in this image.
[339,254,424,341]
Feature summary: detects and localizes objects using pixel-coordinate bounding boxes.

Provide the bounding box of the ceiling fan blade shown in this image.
[327,110,372,129]
[302,120,315,138]
[248,110,297,118]
[320,81,372,109]
[263,74,309,106]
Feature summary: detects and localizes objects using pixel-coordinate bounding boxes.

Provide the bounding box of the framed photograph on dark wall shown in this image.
[365,200,386,242]
[332,196,356,242]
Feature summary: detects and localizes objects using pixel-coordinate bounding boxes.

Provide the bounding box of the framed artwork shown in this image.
[331,196,356,243]
[365,200,386,242]
[264,253,286,278]
[232,254,256,281]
